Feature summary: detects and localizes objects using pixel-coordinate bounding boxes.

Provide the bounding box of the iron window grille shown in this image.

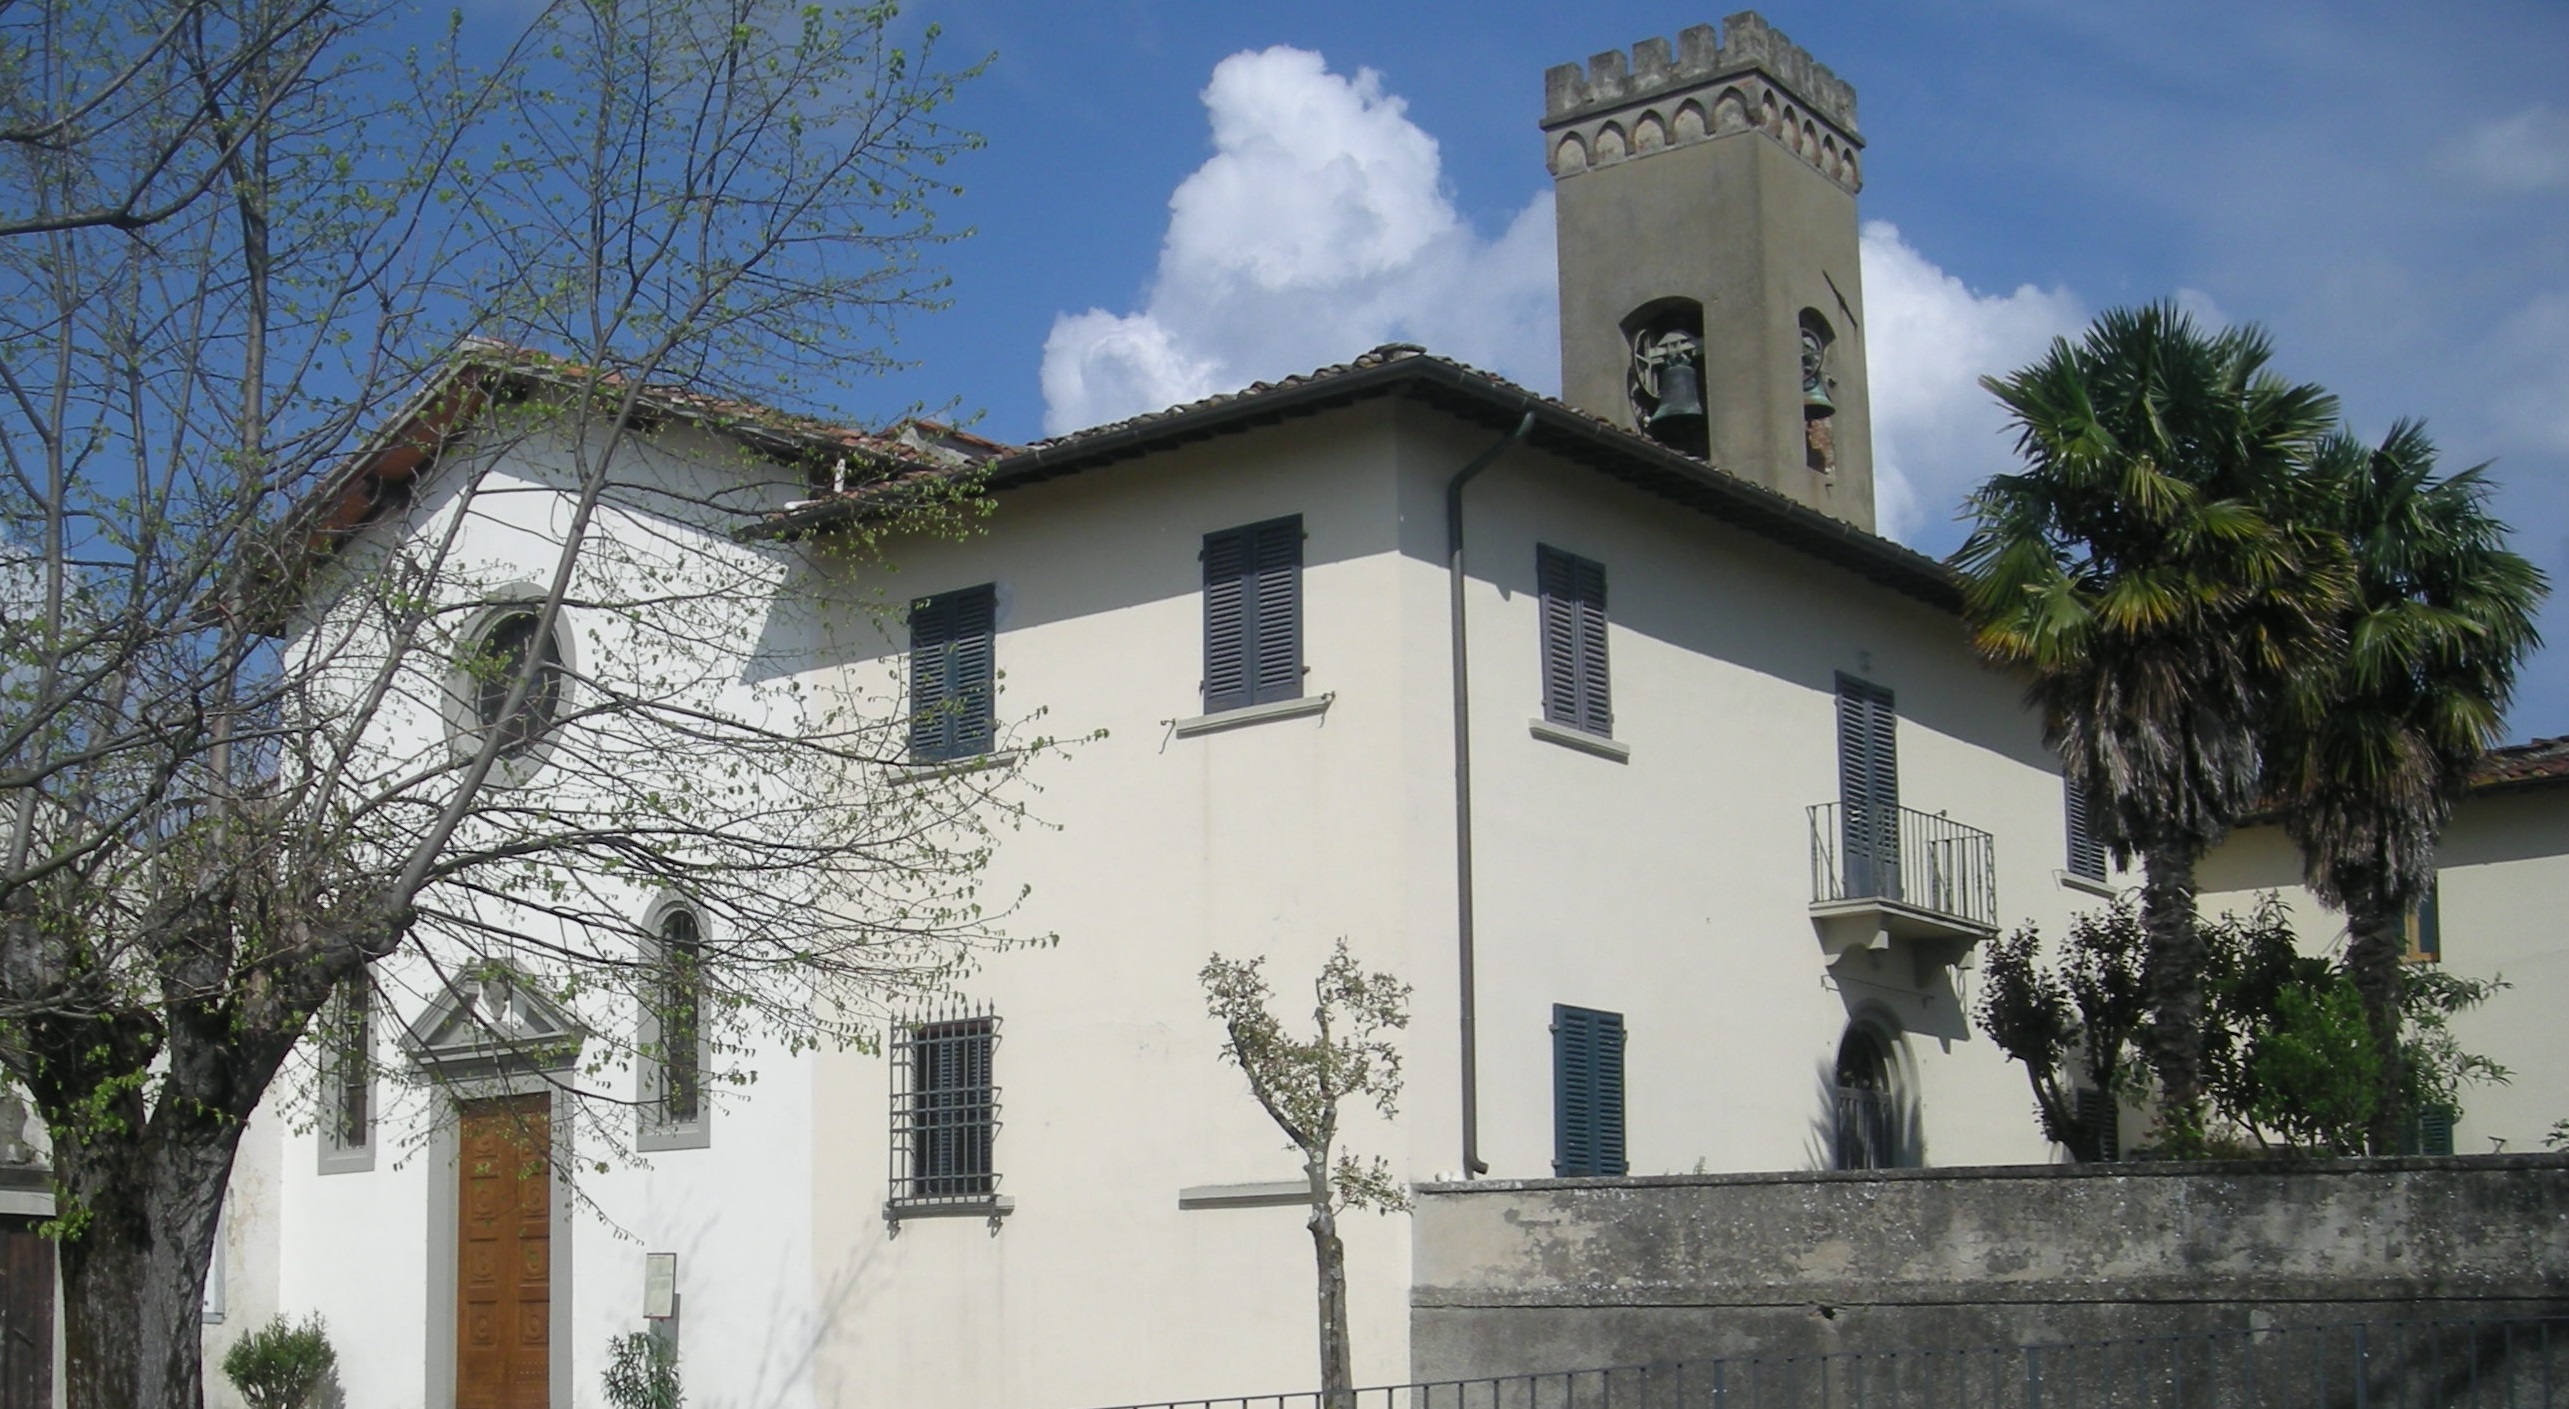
[317,976,374,1174]
[909,585,998,762]
[889,1009,1000,1208]
[653,908,704,1127]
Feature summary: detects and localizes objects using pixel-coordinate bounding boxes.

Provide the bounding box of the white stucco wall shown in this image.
[2198,786,2569,1154]
[216,390,2146,1409]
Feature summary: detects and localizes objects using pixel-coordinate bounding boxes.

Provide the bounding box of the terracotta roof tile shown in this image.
[2472,735,2569,793]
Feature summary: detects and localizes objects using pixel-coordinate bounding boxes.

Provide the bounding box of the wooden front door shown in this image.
[458,1095,550,1409]
[0,1219,51,1409]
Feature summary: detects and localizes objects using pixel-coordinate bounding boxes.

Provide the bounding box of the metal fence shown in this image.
[1087,1317,2569,1409]
[1808,801,1997,932]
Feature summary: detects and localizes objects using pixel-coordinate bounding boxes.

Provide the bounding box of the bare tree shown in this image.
[1201,940,1411,1409]
[0,2,1004,1405]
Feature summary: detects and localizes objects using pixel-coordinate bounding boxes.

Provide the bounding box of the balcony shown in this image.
[1807,801,1998,958]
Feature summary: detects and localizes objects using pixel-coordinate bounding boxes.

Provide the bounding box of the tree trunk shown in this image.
[2344,901,2407,1155]
[52,1117,241,1409]
[2138,842,2206,1150]
[1307,1163,1354,1409]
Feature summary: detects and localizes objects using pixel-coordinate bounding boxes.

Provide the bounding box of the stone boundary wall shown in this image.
[1410,1155,2569,1382]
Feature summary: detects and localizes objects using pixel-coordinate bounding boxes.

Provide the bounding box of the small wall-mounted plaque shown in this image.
[643,1252,677,1320]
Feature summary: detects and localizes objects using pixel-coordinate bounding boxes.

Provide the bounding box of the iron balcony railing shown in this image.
[1077,1315,2569,1409]
[1808,801,1997,933]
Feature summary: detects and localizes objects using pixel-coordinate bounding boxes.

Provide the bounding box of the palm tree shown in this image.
[2267,421,2545,1152]
[1955,303,2347,1148]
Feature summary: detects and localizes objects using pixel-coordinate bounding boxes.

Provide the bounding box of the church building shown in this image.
[178,13,2159,1409]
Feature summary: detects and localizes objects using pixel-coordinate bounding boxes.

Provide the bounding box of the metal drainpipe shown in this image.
[1447,409,1535,1178]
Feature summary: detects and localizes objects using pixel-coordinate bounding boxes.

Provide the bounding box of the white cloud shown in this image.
[1038,47,1557,436]
[2455,105,2569,193]
[1858,221,2087,548]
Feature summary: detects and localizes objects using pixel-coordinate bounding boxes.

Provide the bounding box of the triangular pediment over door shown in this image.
[401,963,587,1079]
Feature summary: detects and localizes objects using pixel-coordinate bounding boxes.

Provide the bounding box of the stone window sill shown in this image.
[1177,1180,1311,1210]
[1172,692,1334,737]
[1527,717,1630,762]
[890,749,1022,787]
[884,1194,1014,1228]
[2056,870,2120,899]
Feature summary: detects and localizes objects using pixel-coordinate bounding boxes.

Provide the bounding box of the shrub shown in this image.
[602,1330,683,1409]
[220,1313,338,1409]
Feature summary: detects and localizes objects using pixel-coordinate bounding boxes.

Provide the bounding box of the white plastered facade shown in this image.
[201,378,2174,1408]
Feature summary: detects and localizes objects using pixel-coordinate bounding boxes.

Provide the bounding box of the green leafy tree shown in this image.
[2264,421,2545,1151]
[1973,899,2149,1157]
[0,4,999,1406]
[1956,303,2348,1147]
[2196,897,2507,1155]
[1201,940,1411,1409]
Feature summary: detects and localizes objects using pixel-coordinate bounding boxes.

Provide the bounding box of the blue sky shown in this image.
[834,0,2569,741]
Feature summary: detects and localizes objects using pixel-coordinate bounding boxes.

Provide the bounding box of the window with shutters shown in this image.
[2401,880,2441,963]
[1201,517,1303,713]
[908,585,997,762]
[2064,779,2108,883]
[1537,546,1612,736]
[639,903,710,1151]
[1834,675,1900,901]
[1551,1004,1627,1177]
[317,977,374,1174]
[890,1010,1000,1208]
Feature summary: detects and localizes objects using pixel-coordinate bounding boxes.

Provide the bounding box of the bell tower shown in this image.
[1545,13,1875,531]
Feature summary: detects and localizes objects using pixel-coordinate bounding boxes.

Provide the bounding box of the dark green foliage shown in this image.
[1956,302,2350,1145]
[1974,899,2147,1157]
[602,1331,682,1409]
[1985,895,2507,1157]
[2265,421,2546,1151]
[219,1313,337,1409]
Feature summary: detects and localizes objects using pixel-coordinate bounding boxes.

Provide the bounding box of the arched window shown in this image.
[1831,1021,1903,1170]
[639,903,709,1150]
[464,607,566,758]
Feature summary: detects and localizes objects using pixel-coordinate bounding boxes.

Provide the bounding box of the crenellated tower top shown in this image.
[1544,11,1877,531]
[1542,13,1862,194]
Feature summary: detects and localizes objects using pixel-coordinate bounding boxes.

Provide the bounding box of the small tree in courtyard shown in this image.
[1202,940,1411,1409]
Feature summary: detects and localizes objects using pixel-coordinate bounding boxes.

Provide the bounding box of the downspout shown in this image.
[1447,409,1535,1178]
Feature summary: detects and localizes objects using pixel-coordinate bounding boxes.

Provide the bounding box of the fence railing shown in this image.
[1082,1316,2569,1409]
[1808,800,1997,933]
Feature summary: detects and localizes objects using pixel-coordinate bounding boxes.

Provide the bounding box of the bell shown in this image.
[1647,359,1706,430]
[1804,377,1836,420]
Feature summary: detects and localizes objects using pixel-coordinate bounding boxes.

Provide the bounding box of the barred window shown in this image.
[638,903,710,1152]
[890,1011,999,1207]
[317,976,374,1175]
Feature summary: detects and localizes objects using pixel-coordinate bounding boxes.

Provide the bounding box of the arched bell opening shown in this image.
[1622,298,1709,460]
[1799,308,1839,474]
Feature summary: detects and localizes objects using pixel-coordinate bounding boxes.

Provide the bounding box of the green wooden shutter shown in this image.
[2065,780,2107,882]
[1203,527,1252,712]
[908,586,996,761]
[2418,1103,2455,1157]
[1205,518,1301,711]
[1538,546,1611,735]
[908,593,955,759]
[948,585,996,757]
[1552,1004,1627,1177]
[1835,676,1899,899]
[1248,517,1303,704]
